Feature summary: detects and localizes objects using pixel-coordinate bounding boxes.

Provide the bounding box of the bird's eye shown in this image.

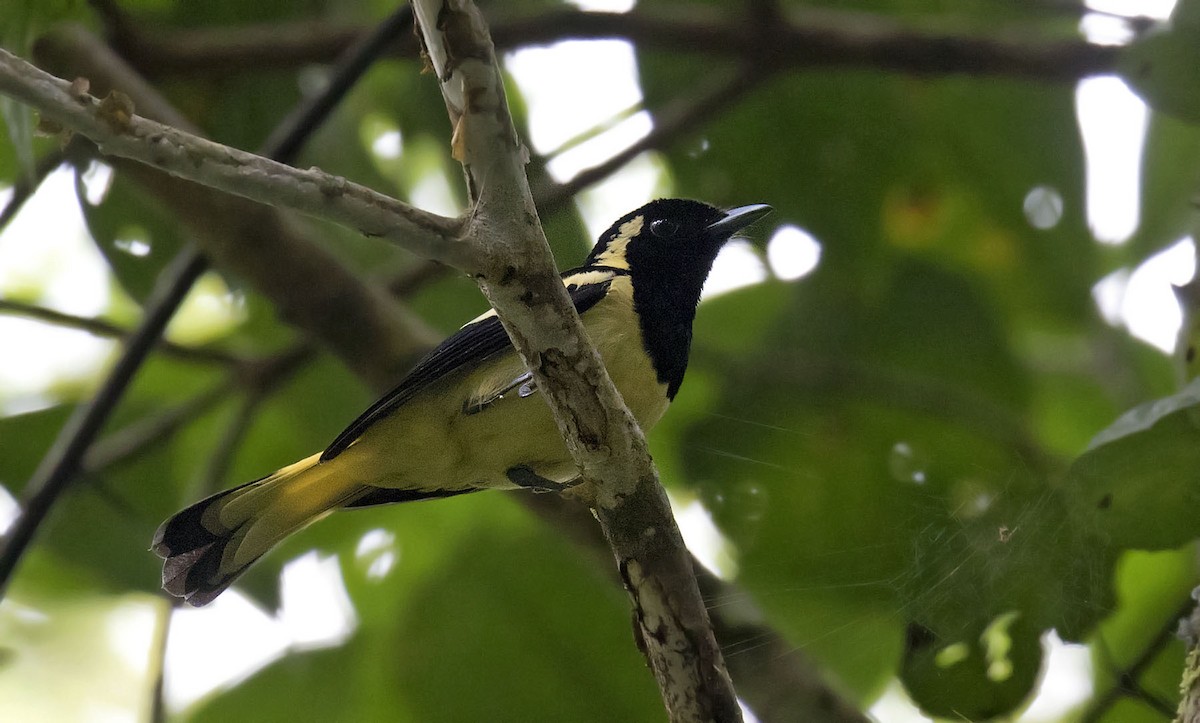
[649,219,680,238]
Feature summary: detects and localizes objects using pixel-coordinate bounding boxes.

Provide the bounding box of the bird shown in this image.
[153,199,772,606]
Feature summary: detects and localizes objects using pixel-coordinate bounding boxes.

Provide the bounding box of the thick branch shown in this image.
[112,7,1119,82]
[412,2,739,720]
[0,44,467,271]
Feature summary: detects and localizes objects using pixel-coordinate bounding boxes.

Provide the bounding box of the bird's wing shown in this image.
[320,270,622,462]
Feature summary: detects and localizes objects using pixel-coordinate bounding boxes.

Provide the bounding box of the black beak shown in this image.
[706,204,773,240]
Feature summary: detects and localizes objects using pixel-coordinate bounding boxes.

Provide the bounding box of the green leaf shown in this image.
[1118,22,1200,123]
[1126,112,1200,263]
[1086,376,1200,449]
[641,60,1094,327]
[901,612,1043,721]
[0,405,74,498]
[1091,548,1193,719]
[1065,382,1200,551]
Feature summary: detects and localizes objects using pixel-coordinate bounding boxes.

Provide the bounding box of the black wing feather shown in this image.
[320,274,619,462]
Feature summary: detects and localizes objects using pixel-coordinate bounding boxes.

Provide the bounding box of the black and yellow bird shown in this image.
[153,199,772,605]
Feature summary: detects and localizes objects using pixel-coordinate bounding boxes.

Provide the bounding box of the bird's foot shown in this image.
[506,465,580,494]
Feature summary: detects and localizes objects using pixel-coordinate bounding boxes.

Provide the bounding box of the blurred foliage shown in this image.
[3,0,1200,721]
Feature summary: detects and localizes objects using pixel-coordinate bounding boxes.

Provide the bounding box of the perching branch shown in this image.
[411,2,739,720]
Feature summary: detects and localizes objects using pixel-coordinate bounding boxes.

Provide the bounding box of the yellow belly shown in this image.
[334,275,669,491]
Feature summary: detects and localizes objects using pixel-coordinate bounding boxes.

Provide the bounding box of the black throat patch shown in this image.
[628,258,712,400]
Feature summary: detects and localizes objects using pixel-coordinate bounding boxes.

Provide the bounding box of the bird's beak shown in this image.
[706,204,774,239]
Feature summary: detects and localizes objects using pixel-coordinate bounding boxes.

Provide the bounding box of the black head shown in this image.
[587,199,772,284]
[586,199,772,399]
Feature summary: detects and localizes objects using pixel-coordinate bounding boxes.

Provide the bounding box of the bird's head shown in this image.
[586,199,773,287]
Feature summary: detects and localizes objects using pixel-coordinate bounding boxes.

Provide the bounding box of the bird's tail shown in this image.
[152,453,358,606]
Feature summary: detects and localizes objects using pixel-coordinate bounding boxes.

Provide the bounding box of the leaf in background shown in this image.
[1125,112,1200,263]
[0,99,36,184]
[641,57,1094,328]
[0,404,74,499]
[75,168,186,303]
[1065,380,1200,551]
[901,612,1043,720]
[32,355,228,595]
[677,262,1119,714]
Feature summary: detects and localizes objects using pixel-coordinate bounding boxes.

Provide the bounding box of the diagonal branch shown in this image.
[411,2,739,720]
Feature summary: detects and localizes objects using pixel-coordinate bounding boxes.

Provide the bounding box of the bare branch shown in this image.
[412,2,739,719]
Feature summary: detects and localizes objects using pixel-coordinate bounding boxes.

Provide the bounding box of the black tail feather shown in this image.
[152,477,263,606]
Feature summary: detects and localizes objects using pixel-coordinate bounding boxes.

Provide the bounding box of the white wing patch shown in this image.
[591,215,643,270]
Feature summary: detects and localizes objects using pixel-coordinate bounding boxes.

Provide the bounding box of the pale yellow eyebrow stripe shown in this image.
[592,215,643,271]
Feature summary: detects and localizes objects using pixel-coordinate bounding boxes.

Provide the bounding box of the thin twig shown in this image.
[149,389,269,722]
[147,596,177,723]
[0,298,243,366]
[259,6,414,162]
[1082,598,1193,723]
